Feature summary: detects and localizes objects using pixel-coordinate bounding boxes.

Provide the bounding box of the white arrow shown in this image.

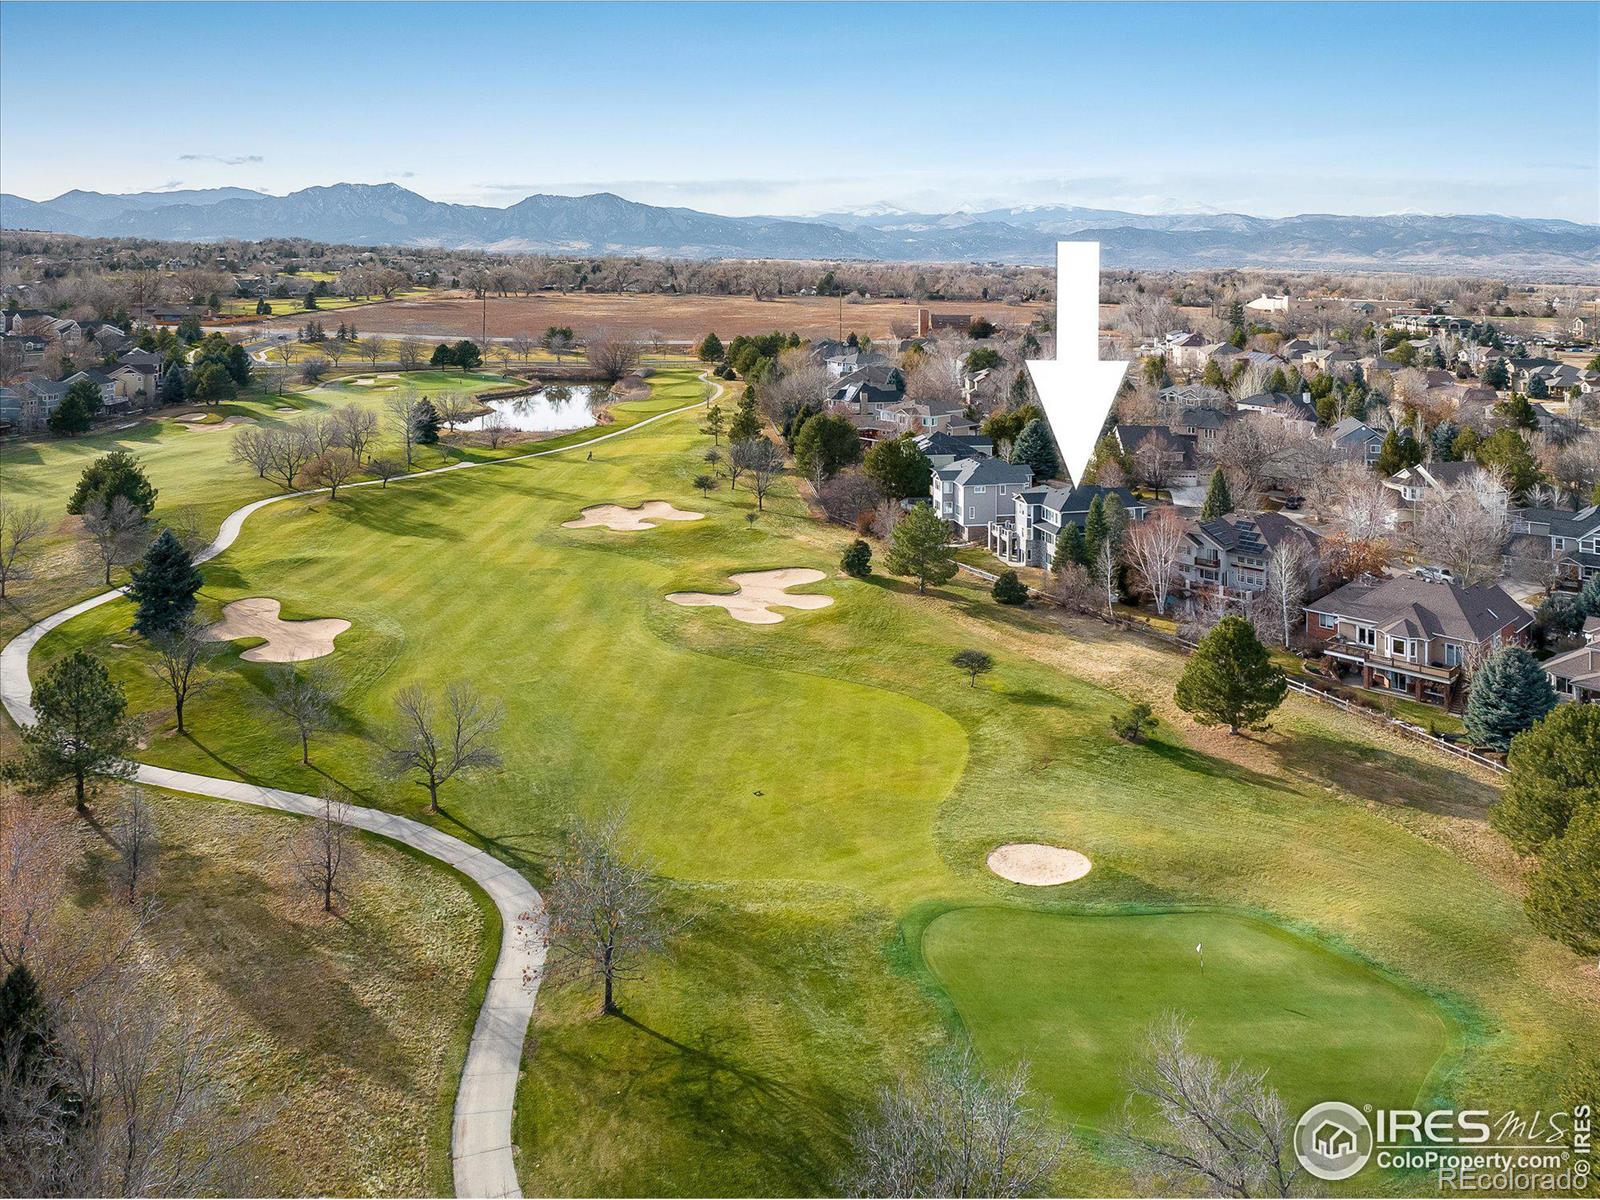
[1025,241,1128,487]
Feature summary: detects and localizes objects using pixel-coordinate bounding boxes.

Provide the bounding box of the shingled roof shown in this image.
[1307,575,1530,644]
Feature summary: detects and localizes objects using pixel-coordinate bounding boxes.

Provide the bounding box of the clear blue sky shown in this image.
[2,2,1596,221]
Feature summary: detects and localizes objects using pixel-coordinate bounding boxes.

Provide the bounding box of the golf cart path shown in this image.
[0,378,717,1199]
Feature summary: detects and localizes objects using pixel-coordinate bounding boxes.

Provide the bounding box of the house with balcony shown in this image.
[1178,511,1324,602]
[1508,504,1600,587]
[987,484,1146,568]
[1304,574,1532,708]
[932,456,1034,541]
[1544,618,1600,703]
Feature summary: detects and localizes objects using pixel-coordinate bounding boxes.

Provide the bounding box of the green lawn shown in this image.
[921,907,1448,1128]
[26,367,1597,1195]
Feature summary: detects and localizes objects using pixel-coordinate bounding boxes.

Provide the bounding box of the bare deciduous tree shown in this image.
[1095,539,1121,617]
[1121,1014,1300,1198]
[147,616,215,733]
[330,404,379,463]
[1414,468,1509,585]
[1047,562,1099,613]
[1261,538,1316,649]
[110,787,157,905]
[80,495,147,586]
[434,394,473,432]
[584,331,642,383]
[289,789,357,913]
[395,337,423,373]
[369,457,405,488]
[1310,462,1396,541]
[383,683,503,813]
[732,437,784,510]
[229,425,273,479]
[480,411,509,449]
[0,500,48,599]
[266,663,334,765]
[386,392,422,468]
[1125,507,1188,615]
[261,424,317,491]
[306,448,359,500]
[843,1042,1065,1198]
[542,810,677,1016]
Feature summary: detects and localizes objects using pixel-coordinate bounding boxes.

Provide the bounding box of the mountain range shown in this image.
[3,183,1595,276]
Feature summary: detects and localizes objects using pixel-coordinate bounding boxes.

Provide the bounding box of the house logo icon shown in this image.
[1294,1101,1373,1181]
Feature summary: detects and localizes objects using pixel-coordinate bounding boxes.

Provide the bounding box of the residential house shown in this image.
[1305,575,1532,707]
[1245,294,1291,314]
[1328,417,1386,466]
[916,430,995,469]
[1158,383,1229,415]
[1172,405,1235,450]
[1384,460,1486,505]
[1115,424,1201,487]
[1178,511,1325,602]
[1236,391,1317,424]
[932,457,1034,541]
[987,484,1147,568]
[1508,504,1600,587]
[1544,618,1600,703]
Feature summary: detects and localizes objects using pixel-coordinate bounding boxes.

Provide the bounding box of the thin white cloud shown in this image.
[178,153,264,166]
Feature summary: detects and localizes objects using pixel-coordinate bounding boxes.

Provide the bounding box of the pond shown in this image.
[458,383,605,432]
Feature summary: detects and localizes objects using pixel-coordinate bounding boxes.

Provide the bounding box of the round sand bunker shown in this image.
[987,843,1092,885]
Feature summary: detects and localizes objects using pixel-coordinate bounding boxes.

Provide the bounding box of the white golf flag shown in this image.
[1196,943,1203,954]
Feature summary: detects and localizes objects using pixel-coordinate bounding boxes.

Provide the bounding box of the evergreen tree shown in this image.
[992,569,1028,605]
[1527,375,1549,400]
[1491,704,1600,853]
[1009,418,1060,481]
[1430,420,1461,461]
[1102,493,1130,554]
[1523,805,1600,954]
[728,390,763,442]
[863,434,933,501]
[1174,615,1287,735]
[1201,468,1234,519]
[430,343,456,368]
[452,339,483,370]
[19,650,136,810]
[1053,523,1088,571]
[1483,359,1508,388]
[1464,646,1557,751]
[696,332,725,362]
[66,449,158,516]
[65,377,103,419]
[1579,572,1600,618]
[414,399,441,445]
[0,961,80,1134]
[840,539,872,579]
[159,362,187,405]
[127,528,202,640]
[793,412,863,481]
[886,504,957,594]
[47,389,93,436]
[1083,495,1107,564]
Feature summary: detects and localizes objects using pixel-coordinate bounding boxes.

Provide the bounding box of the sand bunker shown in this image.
[666,568,833,625]
[987,843,1092,885]
[563,501,705,532]
[203,597,351,663]
[177,413,254,431]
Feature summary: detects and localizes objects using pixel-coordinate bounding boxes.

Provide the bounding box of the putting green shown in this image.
[921,907,1451,1130]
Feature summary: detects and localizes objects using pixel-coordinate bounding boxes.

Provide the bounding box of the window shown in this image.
[1317,613,1336,630]
[1357,626,1377,647]
[973,485,986,495]
[1444,642,1463,666]
[966,507,975,520]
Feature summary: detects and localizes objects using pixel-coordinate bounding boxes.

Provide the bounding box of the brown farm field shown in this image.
[263,290,1044,343]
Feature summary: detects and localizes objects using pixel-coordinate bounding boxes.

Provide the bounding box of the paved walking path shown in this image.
[0,381,715,1198]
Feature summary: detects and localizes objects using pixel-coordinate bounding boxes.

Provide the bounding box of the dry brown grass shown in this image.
[60,790,492,1197]
[263,291,1043,344]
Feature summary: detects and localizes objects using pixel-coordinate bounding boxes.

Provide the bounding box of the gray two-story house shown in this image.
[1178,511,1324,601]
[932,456,1034,541]
[987,484,1147,568]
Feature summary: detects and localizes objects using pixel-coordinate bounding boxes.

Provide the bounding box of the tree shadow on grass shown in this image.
[1142,736,1294,794]
[325,495,458,542]
[434,803,550,881]
[1271,730,1498,820]
[152,842,415,1090]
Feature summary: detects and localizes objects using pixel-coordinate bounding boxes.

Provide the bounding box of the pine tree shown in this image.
[728,391,762,442]
[1492,704,1600,853]
[886,504,957,594]
[1083,495,1107,564]
[1523,805,1600,954]
[992,570,1028,605]
[1101,493,1130,555]
[1580,572,1600,618]
[1174,615,1287,734]
[696,332,724,362]
[67,449,158,516]
[47,389,93,437]
[160,362,187,405]
[1009,418,1060,481]
[1053,523,1088,571]
[127,529,202,640]
[414,399,441,445]
[841,539,872,579]
[1464,646,1557,751]
[1201,469,1234,519]
[20,650,136,810]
